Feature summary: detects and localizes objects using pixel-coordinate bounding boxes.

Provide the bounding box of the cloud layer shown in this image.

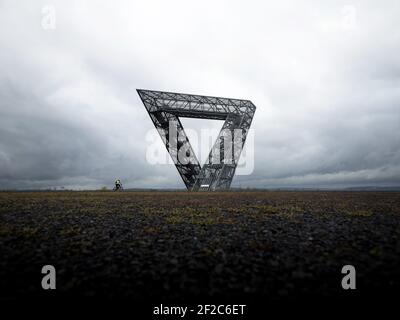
[0,0,399,189]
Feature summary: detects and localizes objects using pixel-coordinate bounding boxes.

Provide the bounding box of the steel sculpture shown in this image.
[137,89,256,191]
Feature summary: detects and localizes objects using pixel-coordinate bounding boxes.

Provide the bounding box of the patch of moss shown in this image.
[344,209,374,217]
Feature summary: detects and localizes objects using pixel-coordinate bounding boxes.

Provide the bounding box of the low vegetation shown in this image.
[0,191,399,300]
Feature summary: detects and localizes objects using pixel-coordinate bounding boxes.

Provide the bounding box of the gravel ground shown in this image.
[1,191,399,303]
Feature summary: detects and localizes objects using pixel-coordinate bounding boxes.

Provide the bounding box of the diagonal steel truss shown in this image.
[137,89,256,191]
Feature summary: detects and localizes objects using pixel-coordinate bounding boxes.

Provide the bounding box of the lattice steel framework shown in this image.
[137,89,256,191]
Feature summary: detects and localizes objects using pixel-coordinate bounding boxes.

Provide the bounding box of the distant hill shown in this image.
[343,186,400,191]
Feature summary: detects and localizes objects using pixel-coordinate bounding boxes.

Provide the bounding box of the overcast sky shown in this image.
[0,0,399,189]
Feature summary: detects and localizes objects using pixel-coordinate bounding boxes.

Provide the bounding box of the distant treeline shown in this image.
[1,186,400,192]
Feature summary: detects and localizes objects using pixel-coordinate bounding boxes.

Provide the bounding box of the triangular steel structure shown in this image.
[137,89,256,191]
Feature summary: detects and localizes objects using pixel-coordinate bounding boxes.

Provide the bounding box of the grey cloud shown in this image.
[0,0,399,189]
